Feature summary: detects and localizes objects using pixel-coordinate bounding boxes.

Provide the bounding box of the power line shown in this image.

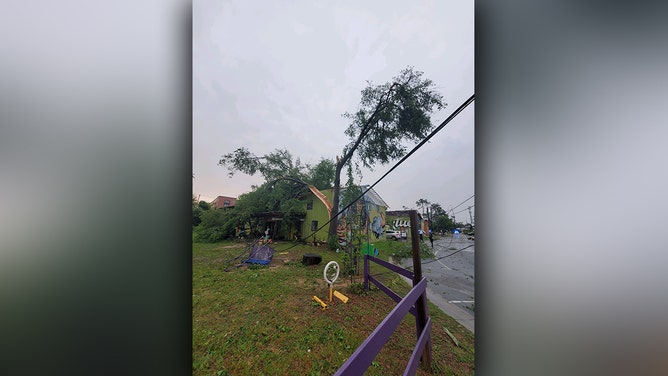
[420,244,474,265]
[448,194,474,214]
[274,94,475,252]
[453,205,474,216]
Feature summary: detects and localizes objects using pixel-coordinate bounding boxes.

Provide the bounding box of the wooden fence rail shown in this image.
[333,277,429,376]
[333,250,432,376]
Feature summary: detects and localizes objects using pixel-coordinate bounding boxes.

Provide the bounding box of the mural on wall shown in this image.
[337,219,348,245]
[337,186,387,243]
[370,211,386,239]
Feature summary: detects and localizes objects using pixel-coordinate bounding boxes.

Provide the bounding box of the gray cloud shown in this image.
[194,0,474,216]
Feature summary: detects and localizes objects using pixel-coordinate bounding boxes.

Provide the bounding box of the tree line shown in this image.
[414,198,464,234]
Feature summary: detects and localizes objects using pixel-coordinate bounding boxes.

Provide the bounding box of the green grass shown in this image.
[193,240,474,375]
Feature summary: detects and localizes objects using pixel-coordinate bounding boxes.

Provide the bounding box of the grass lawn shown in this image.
[193,239,474,375]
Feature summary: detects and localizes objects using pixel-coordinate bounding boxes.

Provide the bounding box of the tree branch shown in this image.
[338,82,399,168]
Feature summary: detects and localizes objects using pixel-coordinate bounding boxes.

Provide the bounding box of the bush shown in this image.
[193,209,236,243]
[387,241,433,259]
[347,282,369,296]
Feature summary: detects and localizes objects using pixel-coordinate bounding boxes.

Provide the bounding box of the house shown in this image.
[210,195,237,209]
[292,185,388,244]
[306,185,388,244]
[239,185,389,244]
[385,210,428,239]
[301,188,334,243]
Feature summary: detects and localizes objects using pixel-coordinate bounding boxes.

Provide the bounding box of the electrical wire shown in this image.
[273,94,475,252]
[448,194,474,215]
[453,205,474,216]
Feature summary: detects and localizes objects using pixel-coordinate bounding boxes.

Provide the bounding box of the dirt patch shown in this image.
[215,244,245,249]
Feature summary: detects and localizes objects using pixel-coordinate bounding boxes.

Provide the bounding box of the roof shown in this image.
[210,195,238,209]
[386,210,424,220]
[359,185,389,208]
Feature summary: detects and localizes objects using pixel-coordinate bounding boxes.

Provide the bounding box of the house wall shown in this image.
[301,189,333,243]
[386,211,426,240]
[211,195,237,209]
[301,187,389,244]
[335,190,387,245]
[360,201,386,242]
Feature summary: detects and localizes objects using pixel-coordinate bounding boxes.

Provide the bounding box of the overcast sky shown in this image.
[193,0,474,223]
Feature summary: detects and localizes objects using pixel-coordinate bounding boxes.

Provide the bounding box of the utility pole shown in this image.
[468,206,474,227]
[409,210,432,370]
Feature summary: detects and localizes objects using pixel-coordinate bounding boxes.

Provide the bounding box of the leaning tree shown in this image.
[218,66,446,247]
[327,67,445,243]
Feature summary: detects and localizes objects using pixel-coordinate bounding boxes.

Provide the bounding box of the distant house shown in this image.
[211,195,237,209]
[385,210,428,239]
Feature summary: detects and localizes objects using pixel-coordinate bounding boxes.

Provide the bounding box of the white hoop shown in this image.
[323,261,339,286]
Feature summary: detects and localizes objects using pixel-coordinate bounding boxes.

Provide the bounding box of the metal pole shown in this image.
[364,254,369,291]
[409,210,432,370]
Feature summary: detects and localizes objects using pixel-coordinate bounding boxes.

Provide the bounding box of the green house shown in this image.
[301,188,334,243]
[247,185,390,244]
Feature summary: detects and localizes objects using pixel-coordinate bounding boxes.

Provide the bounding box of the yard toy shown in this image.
[245,243,274,265]
[333,290,349,303]
[224,238,274,271]
[323,261,340,302]
[312,295,328,310]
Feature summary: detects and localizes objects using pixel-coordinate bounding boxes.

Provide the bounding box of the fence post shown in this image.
[364,254,369,291]
[409,210,432,370]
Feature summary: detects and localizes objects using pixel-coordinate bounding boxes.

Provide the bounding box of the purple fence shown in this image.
[333,255,432,376]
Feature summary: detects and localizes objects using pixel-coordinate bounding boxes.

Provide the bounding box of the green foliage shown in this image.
[199,180,310,240]
[387,241,433,260]
[329,66,445,239]
[192,205,203,227]
[193,208,238,242]
[341,66,445,171]
[347,282,369,296]
[219,148,336,193]
[432,214,454,233]
[219,148,310,182]
[193,196,213,227]
[305,158,335,190]
[415,198,431,216]
[430,202,447,216]
[327,235,339,251]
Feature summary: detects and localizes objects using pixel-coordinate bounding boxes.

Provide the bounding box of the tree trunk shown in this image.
[326,85,396,247]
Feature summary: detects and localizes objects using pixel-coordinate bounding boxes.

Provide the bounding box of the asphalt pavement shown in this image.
[391,234,475,333]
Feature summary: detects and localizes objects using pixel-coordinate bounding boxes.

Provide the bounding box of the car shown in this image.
[385,230,402,241]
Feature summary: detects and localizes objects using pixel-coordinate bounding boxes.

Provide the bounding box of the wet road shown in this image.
[393,234,475,332]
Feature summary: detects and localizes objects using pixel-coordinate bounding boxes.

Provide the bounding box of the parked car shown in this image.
[385,229,402,241]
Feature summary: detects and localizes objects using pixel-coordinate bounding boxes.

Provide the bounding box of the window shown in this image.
[311,220,318,232]
[306,200,313,210]
[223,200,230,207]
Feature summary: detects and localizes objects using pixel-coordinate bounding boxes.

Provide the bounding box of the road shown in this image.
[392,234,475,333]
